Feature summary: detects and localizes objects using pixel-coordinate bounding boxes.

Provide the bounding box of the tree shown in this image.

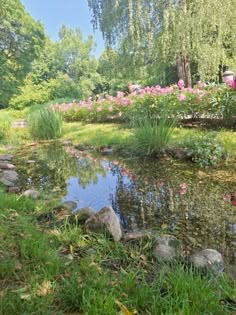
[88,0,236,86]
[0,0,45,106]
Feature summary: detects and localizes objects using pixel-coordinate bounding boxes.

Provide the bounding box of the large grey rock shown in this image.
[153,235,180,261]
[61,201,77,211]
[72,207,95,223]
[0,154,13,161]
[2,170,18,182]
[190,249,224,273]
[0,177,15,187]
[85,206,122,241]
[22,189,40,199]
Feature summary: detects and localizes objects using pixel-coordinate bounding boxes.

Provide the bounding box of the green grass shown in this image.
[27,109,64,140]
[0,193,235,315]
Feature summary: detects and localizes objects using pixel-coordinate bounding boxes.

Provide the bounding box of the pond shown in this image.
[14,142,236,267]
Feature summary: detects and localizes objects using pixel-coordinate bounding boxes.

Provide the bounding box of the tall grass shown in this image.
[0,113,11,142]
[129,112,177,157]
[28,109,63,140]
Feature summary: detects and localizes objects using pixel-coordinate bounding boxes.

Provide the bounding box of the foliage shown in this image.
[0,0,45,107]
[182,132,226,167]
[89,0,236,84]
[128,112,176,157]
[27,109,63,140]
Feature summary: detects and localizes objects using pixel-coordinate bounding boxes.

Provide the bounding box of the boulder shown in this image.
[72,207,96,223]
[0,177,15,187]
[8,186,20,193]
[85,206,122,241]
[61,201,77,211]
[190,249,224,273]
[22,189,40,199]
[153,235,181,261]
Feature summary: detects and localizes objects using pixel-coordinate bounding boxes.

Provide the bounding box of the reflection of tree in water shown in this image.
[15,143,78,194]
[76,157,106,188]
[110,162,236,261]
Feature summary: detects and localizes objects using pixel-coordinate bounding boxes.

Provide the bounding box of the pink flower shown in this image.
[179,183,187,195]
[108,106,113,112]
[177,79,185,89]
[227,77,236,90]
[197,81,206,89]
[96,107,102,112]
[177,94,186,101]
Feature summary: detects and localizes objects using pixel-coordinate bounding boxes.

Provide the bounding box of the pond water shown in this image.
[14,143,236,266]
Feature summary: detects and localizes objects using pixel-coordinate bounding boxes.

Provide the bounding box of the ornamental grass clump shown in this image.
[129,111,177,157]
[28,108,63,140]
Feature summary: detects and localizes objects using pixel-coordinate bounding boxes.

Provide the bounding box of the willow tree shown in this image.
[88,0,236,86]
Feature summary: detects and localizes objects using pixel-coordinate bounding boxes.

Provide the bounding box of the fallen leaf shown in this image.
[115,300,138,315]
[36,280,52,297]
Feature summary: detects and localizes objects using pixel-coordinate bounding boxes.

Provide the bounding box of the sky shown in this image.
[21,0,105,56]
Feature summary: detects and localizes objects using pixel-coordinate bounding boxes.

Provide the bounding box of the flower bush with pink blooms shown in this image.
[51,79,236,127]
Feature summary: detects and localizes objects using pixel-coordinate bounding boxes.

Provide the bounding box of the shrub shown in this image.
[27,109,63,140]
[183,132,226,167]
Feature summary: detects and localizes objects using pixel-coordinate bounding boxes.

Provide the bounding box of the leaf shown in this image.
[20,293,31,301]
[115,300,138,315]
[36,280,52,297]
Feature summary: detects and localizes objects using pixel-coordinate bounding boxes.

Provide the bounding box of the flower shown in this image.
[96,107,102,112]
[108,106,113,112]
[227,77,236,90]
[177,94,186,101]
[177,79,185,89]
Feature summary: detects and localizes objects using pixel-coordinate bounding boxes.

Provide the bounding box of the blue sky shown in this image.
[21,0,105,56]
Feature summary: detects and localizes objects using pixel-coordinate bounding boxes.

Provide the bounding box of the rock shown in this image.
[153,235,180,261]
[72,207,96,223]
[100,147,114,155]
[0,163,15,170]
[61,201,77,211]
[123,231,151,242]
[2,170,18,183]
[8,186,20,193]
[74,144,93,151]
[190,249,224,273]
[0,154,13,161]
[22,189,40,199]
[0,177,15,187]
[12,120,27,128]
[85,206,122,241]
[62,140,72,146]
[27,160,36,164]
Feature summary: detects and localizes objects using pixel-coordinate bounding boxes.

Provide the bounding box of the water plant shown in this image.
[27,108,63,140]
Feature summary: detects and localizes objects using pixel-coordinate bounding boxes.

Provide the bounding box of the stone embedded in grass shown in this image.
[2,170,18,182]
[72,207,95,223]
[0,177,15,187]
[153,234,181,261]
[0,163,15,170]
[190,249,224,273]
[0,154,13,161]
[123,231,152,242]
[22,189,40,199]
[85,205,122,241]
[8,186,20,193]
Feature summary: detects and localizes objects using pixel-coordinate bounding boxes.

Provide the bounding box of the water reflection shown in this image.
[15,143,236,263]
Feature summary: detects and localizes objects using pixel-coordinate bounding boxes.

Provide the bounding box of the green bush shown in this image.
[27,109,63,140]
[183,132,226,167]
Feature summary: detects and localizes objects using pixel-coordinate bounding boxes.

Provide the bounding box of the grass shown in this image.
[128,114,177,157]
[0,193,235,314]
[27,109,63,140]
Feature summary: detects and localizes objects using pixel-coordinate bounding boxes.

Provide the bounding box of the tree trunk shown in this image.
[176,54,192,87]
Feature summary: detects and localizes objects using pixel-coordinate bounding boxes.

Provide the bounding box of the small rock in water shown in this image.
[190,249,224,273]
[0,163,15,170]
[85,205,122,241]
[61,201,77,211]
[153,235,181,261]
[72,207,95,223]
[22,189,40,199]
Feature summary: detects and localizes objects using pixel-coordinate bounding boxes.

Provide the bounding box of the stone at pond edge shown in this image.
[1,170,18,183]
[22,189,40,199]
[0,163,15,170]
[85,206,122,242]
[153,235,181,261]
[8,186,20,193]
[190,249,224,273]
[0,177,15,187]
[123,231,152,242]
[72,207,96,223]
[0,154,13,161]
